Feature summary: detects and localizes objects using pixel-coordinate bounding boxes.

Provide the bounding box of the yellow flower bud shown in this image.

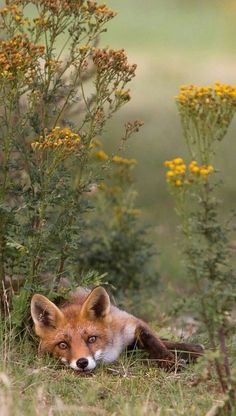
[175,164,186,173]
[207,165,214,173]
[175,179,182,187]
[15,15,22,22]
[112,155,122,163]
[190,166,200,174]
[166,171,175,178]
[199,168,209,176]
[96,150,109,161]
[173,157,184,165]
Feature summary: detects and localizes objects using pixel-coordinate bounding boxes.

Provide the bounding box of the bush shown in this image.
[0,1,155,323]
[76,147,157,294]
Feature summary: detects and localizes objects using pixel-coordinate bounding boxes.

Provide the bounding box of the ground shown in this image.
[0,328,224,416]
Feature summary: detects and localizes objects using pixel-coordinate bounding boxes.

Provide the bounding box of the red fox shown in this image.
[31,286,204,372]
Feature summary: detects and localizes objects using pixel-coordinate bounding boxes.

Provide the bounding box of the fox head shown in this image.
[31,287,114,372]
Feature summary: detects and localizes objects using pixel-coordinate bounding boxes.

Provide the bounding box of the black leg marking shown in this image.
[135,324,178,370]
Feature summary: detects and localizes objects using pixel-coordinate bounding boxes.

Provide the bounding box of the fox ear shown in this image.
[81,287,110,320]
[31,294,64,329]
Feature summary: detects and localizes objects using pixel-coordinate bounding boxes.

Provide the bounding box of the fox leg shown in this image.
[135,324,178,370]
[134,323,204,370]
[161,339,204,362]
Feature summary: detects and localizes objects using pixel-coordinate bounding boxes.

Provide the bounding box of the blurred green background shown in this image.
[99,0,236,296]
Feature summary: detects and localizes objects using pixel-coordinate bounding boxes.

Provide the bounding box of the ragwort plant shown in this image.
[0,0,141,323]
[165,83,236,407]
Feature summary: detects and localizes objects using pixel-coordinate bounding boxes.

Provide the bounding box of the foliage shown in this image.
[76,142,157,294]
[165,82,236,409]
[0,0,151,324]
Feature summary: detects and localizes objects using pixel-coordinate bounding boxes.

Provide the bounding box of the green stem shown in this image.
[0,89,15,300]
[55,160,86,282]
[193,268,227,393]
[0,219,6,297]
[30,163,51,281]
[199,182,229,392]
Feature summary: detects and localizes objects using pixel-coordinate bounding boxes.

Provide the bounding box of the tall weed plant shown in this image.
[165,83,236,411]
[0,1,150,325]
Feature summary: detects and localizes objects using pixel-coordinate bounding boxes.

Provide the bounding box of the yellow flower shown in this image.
[175,179,182,187]
[0,35,44,83]
[165,157,186,184]
[199,168,209,176]
[1,7,9,13]
[165,157,214,187]
[207,165,214,173]
[173,157,184,165]
[189,165,200,174]
[176,82,236,109]
[61,127,72,136]
[112,155,123,163]
[31,127,81,153]
[166,171,175,178]
[112,155,137,166]
[95,150,109,161]
[175,164,186,173]
[189,160,197,166]
[15,15,22,22]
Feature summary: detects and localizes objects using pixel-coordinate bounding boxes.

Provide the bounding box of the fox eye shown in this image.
[88,336,97,344]
[58,341,68,349]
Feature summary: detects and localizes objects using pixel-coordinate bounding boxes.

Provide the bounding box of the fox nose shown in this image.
[76,358,89,369]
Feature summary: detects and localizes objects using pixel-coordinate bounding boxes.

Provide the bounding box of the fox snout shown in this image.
[68,356,97,372]
[77,358,89,369]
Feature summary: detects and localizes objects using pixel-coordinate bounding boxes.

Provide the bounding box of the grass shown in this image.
[0,333,222,416]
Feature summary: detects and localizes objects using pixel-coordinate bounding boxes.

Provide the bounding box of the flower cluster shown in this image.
[214,82,236,98]
[112,155,137,166]
[92,48,137,81]
[93,148,137,167]
[31,127,81,152]
[175,82,236,147]
[0,3,25,23]
[175,82,236,108]
[84,2,116,19]
[164,158,214,187]
[188,160,214,176]
[0,35,44,83]
[11,0,116,19]
[44,59,63,72]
